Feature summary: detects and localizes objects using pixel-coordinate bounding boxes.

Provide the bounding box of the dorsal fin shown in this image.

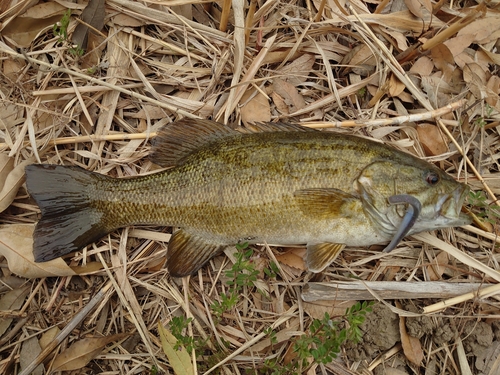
[241,122,317,133]
[150,119,238,167]
[150,119,317,167]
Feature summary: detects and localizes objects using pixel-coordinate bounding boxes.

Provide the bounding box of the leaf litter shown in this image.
[0,0,499,374]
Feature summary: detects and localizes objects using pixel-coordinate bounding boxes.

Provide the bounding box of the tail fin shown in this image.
[25,164,116,262]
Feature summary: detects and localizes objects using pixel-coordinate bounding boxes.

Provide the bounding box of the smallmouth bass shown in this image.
[25,120,471,276]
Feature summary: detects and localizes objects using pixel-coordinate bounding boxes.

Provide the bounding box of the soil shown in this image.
[344,302,499,373]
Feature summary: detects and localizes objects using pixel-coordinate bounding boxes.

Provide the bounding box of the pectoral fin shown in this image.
[294,188,358,219]
[306,243,346,273]
[167,229,226,277]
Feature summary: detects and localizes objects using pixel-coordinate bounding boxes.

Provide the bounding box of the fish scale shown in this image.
[25,119,471,276]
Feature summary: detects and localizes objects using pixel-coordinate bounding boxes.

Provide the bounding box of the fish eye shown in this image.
[425,171,440,185]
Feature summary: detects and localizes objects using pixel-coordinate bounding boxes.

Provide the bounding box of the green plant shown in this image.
[168,316,196,352]
[468,190,500,224]
[53,10,84,57]
[262,301,374,374]
[211,243,260,318]
[53,9,72,42]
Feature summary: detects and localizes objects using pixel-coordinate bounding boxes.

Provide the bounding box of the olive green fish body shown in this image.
[25,120,471,276]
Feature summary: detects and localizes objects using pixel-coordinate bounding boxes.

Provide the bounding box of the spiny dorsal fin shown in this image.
[306,243,345,273]
[150,119,238,167]
[167,229,226,277]
[150,119,317,167]
[241,122,317,133]
[294,188,359,219]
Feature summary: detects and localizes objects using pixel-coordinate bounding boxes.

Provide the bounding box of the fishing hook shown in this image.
[382,194,422,253]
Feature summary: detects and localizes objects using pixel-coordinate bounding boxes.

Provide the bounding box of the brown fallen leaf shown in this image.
[240,90,271,125]
[72,0,106,50]
[416,123,448,156]
[270,91,289,114]
[51,333,130,372]
[388,73,405,97]
[20,337,43,375]
[277,54,315,86]
[397,303,423,366]
[0,157,32,213]
[275,248,306,271]
[1,2,67,47]
[272,79,306,113]
[426,251,449,281]
[39,326,61,350]
[0,224,77,278]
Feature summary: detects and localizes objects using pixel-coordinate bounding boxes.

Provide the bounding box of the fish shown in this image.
[25,119,471,276]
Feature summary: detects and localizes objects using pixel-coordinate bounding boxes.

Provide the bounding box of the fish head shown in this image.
[356,160,471,239]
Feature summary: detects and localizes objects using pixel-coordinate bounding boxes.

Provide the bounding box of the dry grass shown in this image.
[0,0,500,374]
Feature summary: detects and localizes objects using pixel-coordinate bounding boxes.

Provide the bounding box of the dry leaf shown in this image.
[416,123,448,156]
[272,79,306,113]
[1,2,67,47]
[277,54,315,85]
[275,248,306,271]
[485,75,500,109]
[426,251,449,281]
[158,323,194,375]
[388,73,405,97]
[0,286,30,337]
[0,224,77,278]
[303,300,356,320]
[270,91,289,114]
[20,337,43,375]
[409,56,433,76]
[72,0,106,50]
[240,90,271,125]
[0,157,32,213]
[39,326,61,350]
[399,313,423,365]
[431,44,454,81]
[51,333,130,372]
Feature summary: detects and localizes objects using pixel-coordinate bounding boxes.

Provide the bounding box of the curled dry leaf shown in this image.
[0,224,77,278]
[399,313,423,366]
[426,250,449,281]
[0,156,32,213]
[1,2,67,47]
[51,333,130,372]
[272,79,306,113]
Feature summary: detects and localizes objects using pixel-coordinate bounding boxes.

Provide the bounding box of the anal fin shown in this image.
[167,229,226,277]
[306,243,346,273]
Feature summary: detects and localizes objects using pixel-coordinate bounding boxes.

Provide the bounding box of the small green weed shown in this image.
[53,9,84,57]
[211,243,259,319]
[468,190,500,224]
[53,9,72,42]
[262,301,374,374]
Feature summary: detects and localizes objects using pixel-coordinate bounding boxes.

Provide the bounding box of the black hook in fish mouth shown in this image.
[382,194,422,253]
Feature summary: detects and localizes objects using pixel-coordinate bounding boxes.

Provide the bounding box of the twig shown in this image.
[423,283,500,313]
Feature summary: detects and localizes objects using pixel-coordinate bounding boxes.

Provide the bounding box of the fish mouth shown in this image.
[434,185,471,226]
